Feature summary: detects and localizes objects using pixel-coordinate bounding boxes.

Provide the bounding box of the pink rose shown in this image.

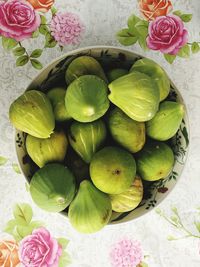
[19,227,62,267]
[147,15,188,55]
[0,0,41,42]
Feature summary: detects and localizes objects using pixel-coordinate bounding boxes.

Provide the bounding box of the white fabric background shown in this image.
[0,0,200,266]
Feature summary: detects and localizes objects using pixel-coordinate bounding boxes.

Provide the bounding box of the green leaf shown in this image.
[13,203,33,225]
[17,225,34,238]
[44,33,57,48]
[164,54,176,64]
[16,56,29,67]
[4,219,17,235]
[171,206,178,215]
[170,216,179,224]
[12,163,21,173]
[194,221,200,233]
[32,29,40,38]
[12,227,23,242]
[51,6,57,16]
[0,156,8,166]
[167,235,177,241]
[30,59,43,70]
[30,49,43,58]
[29,220,44,229]
[173,10,182,17]
[2,37,18,50]
[13,47,25,57]
[177,44,190,58]
[39,25,49,35]
[135,20,149,38]
[180,14,192,23]
[58,251,71,267]
[191,42,200,54]
[57,238,69,249]
[138,36,148,50]
[116,29,138,46]
[140,262,149,267]
[127,14,141,30]
[40,15,47,24]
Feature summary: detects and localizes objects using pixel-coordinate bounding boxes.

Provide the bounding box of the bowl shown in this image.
[15,46,189,224]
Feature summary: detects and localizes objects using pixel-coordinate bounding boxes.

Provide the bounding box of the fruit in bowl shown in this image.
[10,46,189,234]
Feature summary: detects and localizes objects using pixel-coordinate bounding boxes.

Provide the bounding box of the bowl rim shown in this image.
[14,45,190,225]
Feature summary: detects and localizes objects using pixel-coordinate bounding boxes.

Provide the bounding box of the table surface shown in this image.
[0,0,200,266]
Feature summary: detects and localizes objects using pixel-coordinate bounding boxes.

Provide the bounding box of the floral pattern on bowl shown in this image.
[14,46,189,224]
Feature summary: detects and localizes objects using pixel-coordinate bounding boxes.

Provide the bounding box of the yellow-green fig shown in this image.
[30,163,76,212]
[68,119,107,163]
[108,72,159,122]
[65,56,108,84]
[130,58,170,101]
[90,146,136,194]
[65,75,109,122]
[136,141,174,181]
[107,68,128,82]
[26,131,68,168]
[47,87,71,122]
[146,101,185,141]
[68,180,112,233]
[9,90,55,138]
[110,175,143,212]
[108,108,145,153]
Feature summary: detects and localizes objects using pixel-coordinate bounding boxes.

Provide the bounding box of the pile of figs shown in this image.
[9,55,184,233]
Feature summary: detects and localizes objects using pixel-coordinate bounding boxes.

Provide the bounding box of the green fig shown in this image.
[136,141,174,181]
[90,146,136,194]
[108,72,159,122]
[68,119,107,163]
[107,68,128,82]
[110,175,143,212]
[68,180,112,233]
[47,87,71,122]
[26,131,68,168]
[65,56,108,84]
[30,163,76,212]
[65,75,110,122]
[9,90,55,138]
[146,101,185,141]
[108,108,145,153]
[130,58,170,101]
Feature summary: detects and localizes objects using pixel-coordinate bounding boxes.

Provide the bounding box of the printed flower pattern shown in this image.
[1,203,71,267]
[50,12,84,46]
[0,0,41,41]
[117,0,200,63]
[139,0,172,21]
[110,239,144,267]
[20,227,62,267]
[0,0,84,70]
[27,0,55,13]
[147,15,188,55]
[0,240,20,267]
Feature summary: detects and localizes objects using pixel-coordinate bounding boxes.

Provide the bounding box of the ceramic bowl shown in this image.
[15,46,189,224]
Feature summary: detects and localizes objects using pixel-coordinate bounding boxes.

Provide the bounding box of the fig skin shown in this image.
[68,180,112,233]
[136,141,174,181]
[68,119,107,163]
[26,131,68,168]
[110,175,143,212]
[9,90,55,138]
[108,108,145,153]
[146,101,185,141]
[90,146,136,194]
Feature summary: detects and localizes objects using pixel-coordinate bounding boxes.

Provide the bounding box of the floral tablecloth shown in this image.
[0,0,200,266]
